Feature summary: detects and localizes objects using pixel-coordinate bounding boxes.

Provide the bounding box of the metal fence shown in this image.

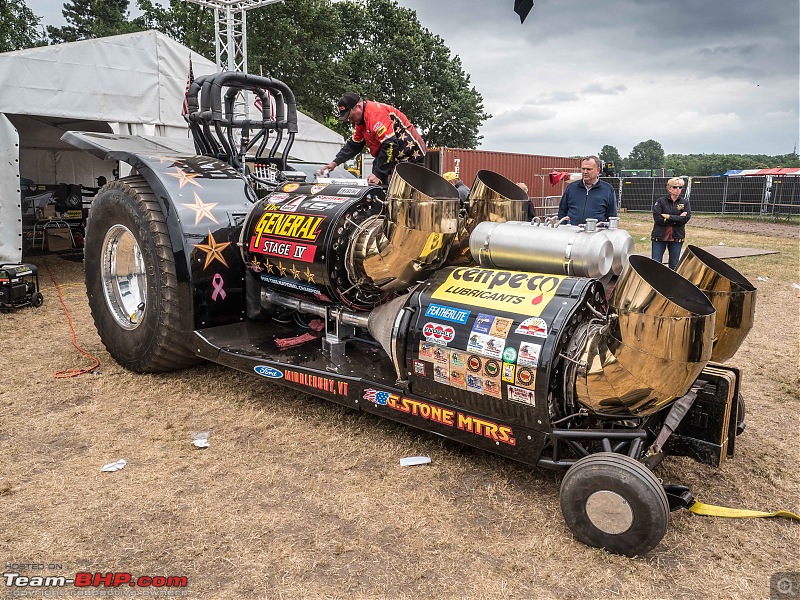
[607,175,798,218]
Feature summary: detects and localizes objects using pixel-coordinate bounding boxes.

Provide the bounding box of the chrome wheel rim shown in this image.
[101,225,146,330]
[585,490,634,534]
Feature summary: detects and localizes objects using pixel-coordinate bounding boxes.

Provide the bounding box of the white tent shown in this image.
[0,30,344,263]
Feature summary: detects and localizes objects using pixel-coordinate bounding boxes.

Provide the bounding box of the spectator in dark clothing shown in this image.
[557,156,617,226]
[443,171,470,205]
[651,177,691,270]
[319,92,427,185]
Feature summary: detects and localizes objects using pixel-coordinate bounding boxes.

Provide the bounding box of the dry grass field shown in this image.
[1,213,798,599]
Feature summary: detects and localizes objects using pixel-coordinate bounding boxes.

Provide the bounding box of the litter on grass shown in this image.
[192,431,211,449]
[400,456,431,467]
[100,459,126,472]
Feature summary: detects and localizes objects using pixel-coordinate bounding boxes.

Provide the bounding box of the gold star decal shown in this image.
[182,192,219,225]
[194,229,231,269]
[290,264,301,280]
[276,261,287,277]
[412,150,421,159]
[304,267,315,284]
[264,260,274,274]
[166,167,203,188]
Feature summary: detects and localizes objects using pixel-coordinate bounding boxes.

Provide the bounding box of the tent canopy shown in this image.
[0,31,345,263]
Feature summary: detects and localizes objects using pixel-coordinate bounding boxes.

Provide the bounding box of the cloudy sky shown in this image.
[27,0,799,158]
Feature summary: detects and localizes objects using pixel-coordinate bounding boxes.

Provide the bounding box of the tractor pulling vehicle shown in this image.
[63,73,757,557]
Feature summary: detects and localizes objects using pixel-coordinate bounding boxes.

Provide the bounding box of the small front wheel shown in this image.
[560,452,670,557]
[31,292,44,308]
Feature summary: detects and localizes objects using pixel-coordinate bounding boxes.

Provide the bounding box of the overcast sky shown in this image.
[27,0,799,158]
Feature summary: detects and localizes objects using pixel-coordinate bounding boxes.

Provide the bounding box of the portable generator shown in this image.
[0,264,44,311]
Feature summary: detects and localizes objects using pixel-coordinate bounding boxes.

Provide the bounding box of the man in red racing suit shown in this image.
[319,92,427,184]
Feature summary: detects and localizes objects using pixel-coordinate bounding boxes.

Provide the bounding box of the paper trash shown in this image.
[101,459,126,472]
[192,431,211,449]
[400,456,431,467]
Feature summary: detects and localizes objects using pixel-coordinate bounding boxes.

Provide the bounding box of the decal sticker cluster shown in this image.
[363,389,516,446]
[415,306,546,402]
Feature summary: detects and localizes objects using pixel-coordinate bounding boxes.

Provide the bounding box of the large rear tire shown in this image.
[560,452,670,557]
[84,177,199,372]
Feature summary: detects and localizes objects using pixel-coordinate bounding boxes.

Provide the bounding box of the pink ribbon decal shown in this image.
[211,273,227,301]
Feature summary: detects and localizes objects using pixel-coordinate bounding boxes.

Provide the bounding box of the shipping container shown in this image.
[424,147,582,200]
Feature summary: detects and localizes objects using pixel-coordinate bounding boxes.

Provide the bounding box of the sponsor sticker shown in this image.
[472,313,495,334]
[423,322,456,346]
[310,184,327,194]
[305,202,334,211]
[425,303,470,325]
[507,385,536,406]
[515,366,536,389]
[517,342,542,368]
[484,378,502,399]
[413,359,427,377]
[502,362,516,383]
[432,346,449,366]
[254,365,283,379]
[315,195,349,203]
[502,346,517,363]
[467,332,487,355]
[431,267,563,317]
[418,341,435,362]
[516,316,548,337]
[450,350,467,369]
[489,317,514,339]
[279,196,306,212]
[259,274,320,295]
[434,364,450,384]
[337,187,363,195]
[268,192,290,202]
[282,183,300,192]
[449,368,466,390]
[483,359,500,378]
[482,336,506,360]
[467,354,483,373]
[466,374,483,394]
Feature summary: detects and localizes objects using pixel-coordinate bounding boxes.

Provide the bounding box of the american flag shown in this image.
[363,389,390,405]
[181,55,194,118]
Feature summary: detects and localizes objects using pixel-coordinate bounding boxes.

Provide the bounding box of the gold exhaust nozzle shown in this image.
[576,255,716,417]
[676,245,757,362]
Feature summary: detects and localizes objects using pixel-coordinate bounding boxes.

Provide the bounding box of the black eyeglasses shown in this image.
[670,185,684,189]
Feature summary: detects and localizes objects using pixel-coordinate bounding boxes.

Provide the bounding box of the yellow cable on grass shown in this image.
[690,501,800,520]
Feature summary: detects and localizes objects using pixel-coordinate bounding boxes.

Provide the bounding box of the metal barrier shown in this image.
[722,176,767,215]
[765,176,800,218]
[614,175,797,218]
[528,196,561,218]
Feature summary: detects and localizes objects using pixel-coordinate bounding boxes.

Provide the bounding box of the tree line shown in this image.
[599,141,799,177]
[1,0,489,149]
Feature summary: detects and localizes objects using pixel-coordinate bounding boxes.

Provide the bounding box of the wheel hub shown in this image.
[585,490,634,534]
[101,224,146,330]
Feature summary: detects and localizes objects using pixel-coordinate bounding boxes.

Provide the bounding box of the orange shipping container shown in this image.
[424,147,581,199]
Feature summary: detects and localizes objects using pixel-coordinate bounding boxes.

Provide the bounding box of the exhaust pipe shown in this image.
[349,163,461,293]
[574,255,716,416]
[446,170,530,265]
[676,245,756,362]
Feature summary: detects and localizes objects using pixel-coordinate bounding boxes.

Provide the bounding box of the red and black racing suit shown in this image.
[333,100,427,183]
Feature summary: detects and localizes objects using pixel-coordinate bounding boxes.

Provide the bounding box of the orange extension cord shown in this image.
[45,262,101,378]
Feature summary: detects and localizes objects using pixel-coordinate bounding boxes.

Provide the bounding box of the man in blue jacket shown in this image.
[557,156,618,226]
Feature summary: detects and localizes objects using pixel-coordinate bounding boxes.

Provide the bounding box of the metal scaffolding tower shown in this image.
[185,0,282,72]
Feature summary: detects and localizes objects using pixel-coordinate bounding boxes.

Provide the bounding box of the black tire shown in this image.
[84,176,199,373]
[31,292,44,308]
[560,452,670,557]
